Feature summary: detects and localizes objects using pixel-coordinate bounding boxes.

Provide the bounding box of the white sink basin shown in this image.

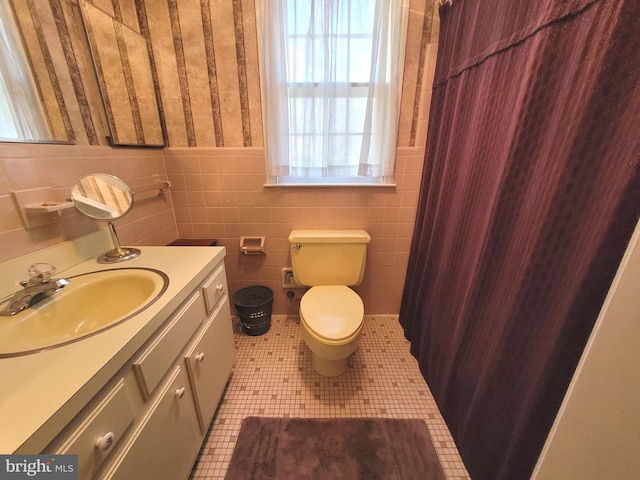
[0,268,168,357]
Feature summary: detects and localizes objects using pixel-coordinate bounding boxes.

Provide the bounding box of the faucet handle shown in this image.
[28,263,57,284]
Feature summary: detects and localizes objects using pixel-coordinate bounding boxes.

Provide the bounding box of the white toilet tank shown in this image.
[288,230,371,286]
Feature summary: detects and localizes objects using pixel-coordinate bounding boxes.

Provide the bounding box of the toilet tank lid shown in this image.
[288,230,371,244]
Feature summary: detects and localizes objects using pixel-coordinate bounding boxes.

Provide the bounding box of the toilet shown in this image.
[288,229,371,377]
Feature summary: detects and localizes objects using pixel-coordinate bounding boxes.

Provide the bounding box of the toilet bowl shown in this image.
[299,285,364,377]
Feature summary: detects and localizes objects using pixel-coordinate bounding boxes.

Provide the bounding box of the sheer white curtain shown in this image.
[0,0,51,141]
[257,0,408,185]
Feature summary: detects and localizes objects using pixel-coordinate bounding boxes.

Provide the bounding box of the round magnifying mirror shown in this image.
[71,173,133,220]
[72,173,140,263]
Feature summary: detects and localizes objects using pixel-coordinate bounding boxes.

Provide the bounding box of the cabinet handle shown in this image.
[175,387,186,399]
[196,352,205,362]
[216,284,224,293]
[95,432,115,452]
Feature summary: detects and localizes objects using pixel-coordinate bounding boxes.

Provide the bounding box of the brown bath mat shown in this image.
[224,417,445,480]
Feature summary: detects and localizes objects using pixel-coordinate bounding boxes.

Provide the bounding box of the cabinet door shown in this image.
[100,366,201,480]
[47,379,135,480]
[185,297,235,432]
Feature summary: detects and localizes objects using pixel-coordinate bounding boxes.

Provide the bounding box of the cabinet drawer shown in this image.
[202,264,228,314]
[133,292,204,399]
[51,379,135,480]
[185,297,235,432]
[99,366,201,480]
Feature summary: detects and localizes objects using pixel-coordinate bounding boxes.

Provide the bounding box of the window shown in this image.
[0,0,51,142]
[257,0,409,185]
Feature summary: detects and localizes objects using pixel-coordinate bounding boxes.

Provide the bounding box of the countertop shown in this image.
[0,245,226,454]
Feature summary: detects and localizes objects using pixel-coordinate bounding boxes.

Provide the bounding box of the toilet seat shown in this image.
[300,286,364,342]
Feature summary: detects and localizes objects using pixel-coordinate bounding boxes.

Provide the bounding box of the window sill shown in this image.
[263,183,397,188]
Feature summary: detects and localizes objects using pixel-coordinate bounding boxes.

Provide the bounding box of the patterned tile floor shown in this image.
[190,315,470,479]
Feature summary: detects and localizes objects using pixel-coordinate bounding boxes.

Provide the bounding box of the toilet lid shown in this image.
[301,286,364,341]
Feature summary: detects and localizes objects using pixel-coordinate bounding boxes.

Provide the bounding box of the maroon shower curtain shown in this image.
[400,1,640,479]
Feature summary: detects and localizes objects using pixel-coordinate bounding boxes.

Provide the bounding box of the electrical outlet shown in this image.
[281,267,303,288]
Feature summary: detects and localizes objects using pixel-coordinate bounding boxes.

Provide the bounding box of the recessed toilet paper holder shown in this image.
[240,236,265,255]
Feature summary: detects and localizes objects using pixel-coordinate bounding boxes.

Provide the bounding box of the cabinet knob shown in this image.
[195,352,205,362]
[95,431,115,452]
[216,284,224,293]
[175,387,186,399]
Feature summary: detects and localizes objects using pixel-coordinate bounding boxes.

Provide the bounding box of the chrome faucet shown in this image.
[0,263,69,316]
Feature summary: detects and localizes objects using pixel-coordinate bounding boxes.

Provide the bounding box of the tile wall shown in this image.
[0,143,176,264]
[164,145,426,316]
[0,141,426,316]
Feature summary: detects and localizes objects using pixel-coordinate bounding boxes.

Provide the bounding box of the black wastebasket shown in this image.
[233,286,273,336]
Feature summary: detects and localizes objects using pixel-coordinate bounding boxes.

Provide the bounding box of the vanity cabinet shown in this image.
[100,366,202,480]
[43,260,235,480]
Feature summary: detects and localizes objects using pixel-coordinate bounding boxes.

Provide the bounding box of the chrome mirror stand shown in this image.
[98,221,141,264]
